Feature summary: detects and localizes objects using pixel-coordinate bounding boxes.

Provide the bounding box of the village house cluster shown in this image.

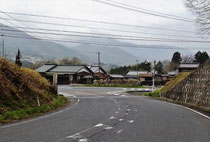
[36,63,199,85]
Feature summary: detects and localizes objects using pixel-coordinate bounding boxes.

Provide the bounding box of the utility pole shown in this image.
[97,52,101,79]
[136,60,139,81]
[152,60,156,92]
[1,34,4,58]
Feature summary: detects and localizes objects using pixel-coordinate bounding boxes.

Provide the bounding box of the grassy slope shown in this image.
[145,73,190,97]
[0,58,67,123]
[160,72,191,93]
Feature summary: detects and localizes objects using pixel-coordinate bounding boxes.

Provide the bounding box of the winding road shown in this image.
[0,85,210,142]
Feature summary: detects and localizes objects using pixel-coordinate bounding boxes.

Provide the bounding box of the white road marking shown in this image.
[0,93,80,129]
[104,126,113,130]
[117,129,123,134]
[114,93,119,96]
[127,120,134,123]
[109,116,116,120]
[63,97,121,141]
[94,123,104,127]
[119,118,124,121]
[79,138,88,142]
[168,102,210,120]
[74,91,95,96]
[126,109,131,111]
[67,133,82,139]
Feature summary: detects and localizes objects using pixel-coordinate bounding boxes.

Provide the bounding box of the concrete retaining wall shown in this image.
[164,59,210,108]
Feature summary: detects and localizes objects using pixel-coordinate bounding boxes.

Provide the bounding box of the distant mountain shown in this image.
[67,38,193,64]
[120,44,194,61]
[0,24,194,65]
[71,44,138,65]
[0,24,89,62]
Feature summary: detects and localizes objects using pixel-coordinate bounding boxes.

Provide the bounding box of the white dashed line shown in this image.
[67,133,82,139]
[94,123,104,127]
[104,126,113,130]
[117,129,123,134]
[127,120,134,123]
[79,138,88,142]
[126,109,131,111]
[119,118,124,121]
[109,116,116,120]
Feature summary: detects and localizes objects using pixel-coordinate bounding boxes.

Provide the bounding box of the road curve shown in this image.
[0,85,210,142]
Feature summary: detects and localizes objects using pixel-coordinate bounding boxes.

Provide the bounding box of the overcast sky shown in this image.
[0,0,209,52]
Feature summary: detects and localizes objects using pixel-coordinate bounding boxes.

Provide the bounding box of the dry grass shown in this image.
[160,72,191,93]
[0,58,56,114]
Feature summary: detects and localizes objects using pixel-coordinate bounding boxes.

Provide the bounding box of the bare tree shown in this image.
[58,57,82,65]
[181,55,195,63]
[162,60,171,73]
[185,0,210,36]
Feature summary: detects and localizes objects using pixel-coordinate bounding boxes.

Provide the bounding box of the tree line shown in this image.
[110,51,209,75]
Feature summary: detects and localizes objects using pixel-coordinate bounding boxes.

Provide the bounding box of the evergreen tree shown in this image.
[15,48,22,67]
[155,61,163,74]
[172,52,182,64]
[194,51,209,64]
[139,62,151,72]
[170,52,182,70]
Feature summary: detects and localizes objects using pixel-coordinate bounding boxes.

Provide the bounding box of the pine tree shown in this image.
[194,51,209,64]
[170,52,182,70]
[155,61,163,74]
[172,52,182,64]
[15,48,22,67]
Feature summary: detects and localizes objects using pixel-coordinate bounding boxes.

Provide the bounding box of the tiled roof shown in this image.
[89,66,106,74]
[168,70,178,76]
[127,71,148,76]
[49,65,84,73]
[36,64,56,72]
[179,63,199,68]
[109,74,124,78]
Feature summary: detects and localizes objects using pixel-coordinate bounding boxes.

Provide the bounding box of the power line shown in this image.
[0,11,193,29]
[93,0,195,22]
[1,27,208,42]
[102,0,194,21]
[2,33,210,47]
[0,25,203,39]
[0,16,197,34]
[0,11,46,39]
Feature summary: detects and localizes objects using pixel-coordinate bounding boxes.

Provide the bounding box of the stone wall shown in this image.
[163,59,210,108]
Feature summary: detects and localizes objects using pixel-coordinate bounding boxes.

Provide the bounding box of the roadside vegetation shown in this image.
[0,58,68,124]
[144,72,191,97]
[85,79,145,88]
[160,72,191,93]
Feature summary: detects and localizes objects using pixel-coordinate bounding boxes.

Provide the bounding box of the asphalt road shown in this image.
[0,85,210,142]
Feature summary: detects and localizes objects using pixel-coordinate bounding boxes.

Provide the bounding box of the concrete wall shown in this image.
[164,59,210,108]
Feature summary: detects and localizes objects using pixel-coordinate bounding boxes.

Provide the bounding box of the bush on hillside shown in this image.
[0,58,56,114]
